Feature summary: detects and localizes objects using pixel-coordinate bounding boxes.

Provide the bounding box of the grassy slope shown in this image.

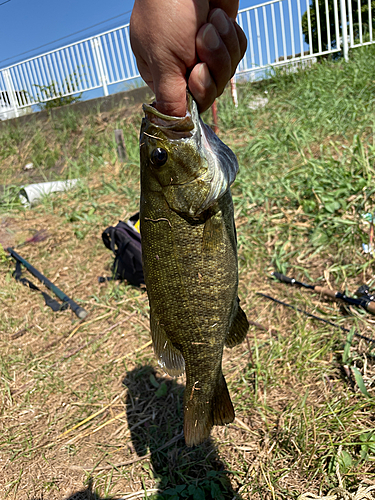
[0,45,375,499]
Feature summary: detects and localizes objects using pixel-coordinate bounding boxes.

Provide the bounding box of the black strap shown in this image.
[13,261,67,312]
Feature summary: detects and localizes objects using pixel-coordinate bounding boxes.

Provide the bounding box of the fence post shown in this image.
[339,0,349,61]
[230,76,238,108]
[2,69,19,118]
[114,129,128,162]
[91,37,109,96]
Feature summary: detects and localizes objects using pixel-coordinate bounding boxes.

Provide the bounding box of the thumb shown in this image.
[153,68,189,117]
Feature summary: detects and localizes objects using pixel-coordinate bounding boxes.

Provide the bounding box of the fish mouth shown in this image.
[142,93,197,140]
[142,93,239,214]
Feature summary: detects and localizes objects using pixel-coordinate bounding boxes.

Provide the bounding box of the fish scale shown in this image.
[140,94,249,446]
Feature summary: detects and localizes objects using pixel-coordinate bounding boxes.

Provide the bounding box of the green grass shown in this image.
[0,45,375,499]
[216,46,375,283]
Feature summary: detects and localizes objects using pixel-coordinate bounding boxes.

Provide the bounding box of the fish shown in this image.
[139,93,249,446]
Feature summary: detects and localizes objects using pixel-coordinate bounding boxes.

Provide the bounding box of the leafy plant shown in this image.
[160,471,232,500]
[342,327,372,398]
[359,431,375,460]
[34,71,82,110]
[0,244,8,263]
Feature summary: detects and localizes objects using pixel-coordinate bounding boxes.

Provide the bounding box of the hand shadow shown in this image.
[123,365,243,499]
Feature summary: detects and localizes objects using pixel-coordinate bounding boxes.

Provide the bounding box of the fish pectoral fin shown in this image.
[150,311,185,377]
[225,298,249,348]
[202,212,223,253]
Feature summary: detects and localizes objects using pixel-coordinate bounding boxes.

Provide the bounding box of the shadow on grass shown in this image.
[33,365,241,500]
[32,478,107,500]
[60,479,104,500]
[122,365,242,500]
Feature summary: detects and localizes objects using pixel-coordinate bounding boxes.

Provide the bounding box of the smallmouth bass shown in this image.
[140,94,249,446]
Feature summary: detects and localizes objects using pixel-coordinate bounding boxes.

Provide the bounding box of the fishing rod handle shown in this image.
[315,286,375,315]
[313,286,337,300]
[64,298,88,319]
[365,301,375,314]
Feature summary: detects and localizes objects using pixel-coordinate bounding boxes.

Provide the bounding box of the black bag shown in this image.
[101,215,144,287]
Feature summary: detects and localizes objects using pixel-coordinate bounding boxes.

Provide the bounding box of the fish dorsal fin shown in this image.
[150,310,185,377]
[225,298,249,348]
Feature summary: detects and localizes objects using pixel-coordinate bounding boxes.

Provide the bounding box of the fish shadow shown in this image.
[123,365,243,499]
[32,478,105,500]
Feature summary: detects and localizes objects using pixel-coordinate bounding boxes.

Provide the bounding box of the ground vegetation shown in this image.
[1,45,375,499]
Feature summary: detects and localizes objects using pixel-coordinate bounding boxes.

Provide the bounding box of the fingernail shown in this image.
[198,63,212,89]
[203,24,220,50]
[210,9,229,35]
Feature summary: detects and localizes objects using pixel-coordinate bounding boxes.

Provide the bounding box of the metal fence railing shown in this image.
[0,23,138,120]
[237,0,339,78]
[1,0,374,120]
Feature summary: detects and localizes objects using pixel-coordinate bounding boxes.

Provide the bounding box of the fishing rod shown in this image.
[257,292,375,345]
[7,248,88,319]
[272,271,375,315]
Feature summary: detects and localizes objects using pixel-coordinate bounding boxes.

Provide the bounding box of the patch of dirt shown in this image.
[0,217,32,248]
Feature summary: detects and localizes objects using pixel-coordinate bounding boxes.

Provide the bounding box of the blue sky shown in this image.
[0,0,135,67]
[0,0,310,105]
[0,0,262,68]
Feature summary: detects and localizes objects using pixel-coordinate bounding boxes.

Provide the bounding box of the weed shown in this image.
[0,123,22,160]
[1,44,375,500]
[34,72,82,110]
[30,130,60,169]
[51,109,82,135]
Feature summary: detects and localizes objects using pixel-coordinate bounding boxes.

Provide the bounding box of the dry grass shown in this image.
[1,48,375,499]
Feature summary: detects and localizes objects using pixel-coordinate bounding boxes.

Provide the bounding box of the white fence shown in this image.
[1,0,374,120]
[0,24,137,119]
[236,0,373,78]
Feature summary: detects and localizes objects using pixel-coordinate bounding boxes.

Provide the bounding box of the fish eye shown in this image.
[150,147,168,168]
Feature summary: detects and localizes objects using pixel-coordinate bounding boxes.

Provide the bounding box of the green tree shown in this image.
[302,0,375,53]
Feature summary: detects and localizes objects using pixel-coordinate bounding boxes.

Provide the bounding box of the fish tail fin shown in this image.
[184,373,234,447]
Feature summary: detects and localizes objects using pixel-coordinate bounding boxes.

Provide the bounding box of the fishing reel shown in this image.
[355,284,375,307]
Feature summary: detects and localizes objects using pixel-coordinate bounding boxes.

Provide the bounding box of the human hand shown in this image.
[130,0,247,116]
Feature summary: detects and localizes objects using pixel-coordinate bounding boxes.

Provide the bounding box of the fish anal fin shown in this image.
[202,212,223,253]
[225,298,249,348]
[150,311,185,377]
[211,373,235,426]
[183,373,234,447]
